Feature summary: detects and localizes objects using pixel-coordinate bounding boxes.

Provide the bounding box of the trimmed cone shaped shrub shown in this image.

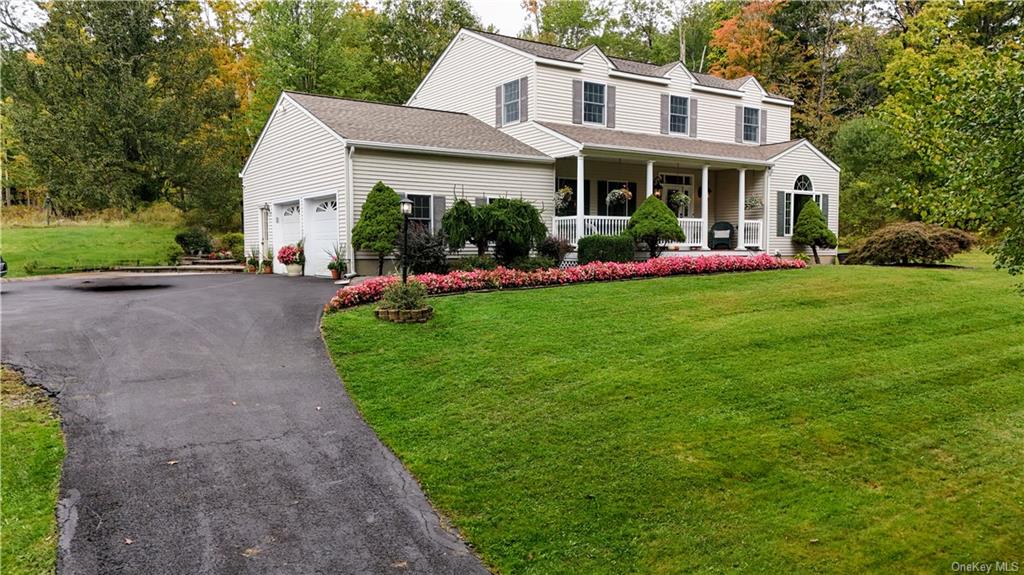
[846,222,974,265]
[352,182,402,275]
[627,196,685,258]
[792,200,837,264]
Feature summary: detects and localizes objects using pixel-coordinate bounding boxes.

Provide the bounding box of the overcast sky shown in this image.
[467,0,528,35]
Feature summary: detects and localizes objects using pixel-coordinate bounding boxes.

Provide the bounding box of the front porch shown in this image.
[551,154,768,252]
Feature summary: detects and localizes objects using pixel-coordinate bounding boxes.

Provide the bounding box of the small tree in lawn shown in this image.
[792,200,837,264]
[626,196,684,258]
[352,181,402,275]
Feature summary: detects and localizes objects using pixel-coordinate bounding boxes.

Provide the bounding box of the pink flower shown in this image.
[325,254,805,311]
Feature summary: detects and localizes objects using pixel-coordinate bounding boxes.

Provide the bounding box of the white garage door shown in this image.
[275,203,301,274]
[305,198,338,277]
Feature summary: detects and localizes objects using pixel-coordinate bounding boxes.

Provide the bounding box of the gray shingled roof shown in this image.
[469,29,791,100]
[285,92,549,159]
[537,121,804,163]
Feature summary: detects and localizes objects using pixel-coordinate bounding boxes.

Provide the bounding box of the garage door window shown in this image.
[315,200,337,213]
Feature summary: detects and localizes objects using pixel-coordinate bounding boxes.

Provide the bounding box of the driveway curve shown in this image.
[1,274,487,575]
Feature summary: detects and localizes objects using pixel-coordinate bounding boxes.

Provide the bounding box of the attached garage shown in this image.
[241,91,554,276]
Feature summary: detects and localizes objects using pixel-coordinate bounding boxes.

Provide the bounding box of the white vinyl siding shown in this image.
[669,95,688,134]
[242,99,346,266]
[501,122,580,158]
[768,144,839,258]
[351,149,554,267]
[409,33,533,125]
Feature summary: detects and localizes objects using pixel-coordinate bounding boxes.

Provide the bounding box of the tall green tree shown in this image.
[7,0,238,220]
[370,0,480,102]
[352,181,403,275]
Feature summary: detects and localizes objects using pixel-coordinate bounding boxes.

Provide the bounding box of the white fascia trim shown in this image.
[609,70,670,85]
[661,62,697,83]
[530,122,584,150]
[692,84,743,98]
[582,143,771,166]
[240,92,289,178]
[575,45,614,67]
[766,139,841,173]
[346,140,554,163]
[762,96,794,107]
[345,145,356,270]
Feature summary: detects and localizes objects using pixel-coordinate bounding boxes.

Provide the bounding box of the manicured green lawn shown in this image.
[1,224,178,276]
[1,368,65,575]
[323,253,1024,574]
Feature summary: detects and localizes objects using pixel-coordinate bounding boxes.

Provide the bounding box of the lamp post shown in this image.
[399,197,413,284]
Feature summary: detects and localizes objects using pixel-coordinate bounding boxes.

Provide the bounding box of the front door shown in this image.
[662,174,694,217]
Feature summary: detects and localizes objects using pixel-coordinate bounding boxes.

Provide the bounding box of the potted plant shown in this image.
[246,248,260,273]
[325,241,347,280]
[606,185,632,207]
[745,196,763,211]
[277,243,304,277]
[374,279,433,323]
[261,249,273,274]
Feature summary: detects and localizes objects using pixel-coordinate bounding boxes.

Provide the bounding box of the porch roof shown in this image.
[537,122,805,166]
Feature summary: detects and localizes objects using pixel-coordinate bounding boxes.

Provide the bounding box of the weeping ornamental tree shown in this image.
[441,197,546,264]
[792,200,837,264]
[352,181,402,275]
[626,196,684,258]
[441,198,489,256]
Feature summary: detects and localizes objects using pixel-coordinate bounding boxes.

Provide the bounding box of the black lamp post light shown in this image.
[399,196,413,284]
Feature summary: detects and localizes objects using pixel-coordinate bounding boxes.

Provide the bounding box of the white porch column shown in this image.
[576,154,585,244]
[645,160,654,199]
[764,167,772,251]
[737,168,747,249]
[700,164,710,250]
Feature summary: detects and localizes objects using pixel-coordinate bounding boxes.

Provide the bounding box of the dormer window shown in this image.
[503,80,520,124]
[669,96,689,134]
[743,107,760,142]
[583,82,605,124]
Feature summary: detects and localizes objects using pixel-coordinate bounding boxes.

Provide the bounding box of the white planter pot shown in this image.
[286,263,302,277]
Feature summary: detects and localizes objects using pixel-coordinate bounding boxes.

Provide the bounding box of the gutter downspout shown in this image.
[345,145,356,273]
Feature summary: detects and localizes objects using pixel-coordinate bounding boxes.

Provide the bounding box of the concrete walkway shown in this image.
[1,274,486,574]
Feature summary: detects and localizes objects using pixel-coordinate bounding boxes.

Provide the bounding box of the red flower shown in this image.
[325,254,805,311]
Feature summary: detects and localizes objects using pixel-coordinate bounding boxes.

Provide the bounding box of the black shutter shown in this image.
[660,94,669,134]
[597,181,607,216]
[572,79,583,124]
[628,182,638,215]
[606,85,616,128]
[776,191,786,236]
[821,194,829,220]
[583,182,592,215]
[519,76,529,122]
[689,98,698,138]
[431,195,445,233]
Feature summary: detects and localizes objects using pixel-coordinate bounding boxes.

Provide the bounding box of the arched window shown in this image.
[784,176,822,236]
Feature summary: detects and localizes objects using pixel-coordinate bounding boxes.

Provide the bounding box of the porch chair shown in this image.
[709,221,735,250]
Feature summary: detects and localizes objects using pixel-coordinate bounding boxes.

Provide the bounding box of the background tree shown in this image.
[792,200,837,264]
[351,181,403,275]
[626,196,684,258]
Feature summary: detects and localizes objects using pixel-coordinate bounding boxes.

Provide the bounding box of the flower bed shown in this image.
[326,254,805,312]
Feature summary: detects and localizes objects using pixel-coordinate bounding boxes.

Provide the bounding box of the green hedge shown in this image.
[577,234,636,265]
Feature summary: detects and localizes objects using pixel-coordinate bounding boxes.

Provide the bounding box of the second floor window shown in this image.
[743,107,760,142]
[503,80,520,124]
[583,81,605,124]
[669,96,689,134]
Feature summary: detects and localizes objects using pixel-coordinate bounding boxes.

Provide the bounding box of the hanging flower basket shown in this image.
[668,192,690,214]
[606,186,632,206]
[745,196,763,210]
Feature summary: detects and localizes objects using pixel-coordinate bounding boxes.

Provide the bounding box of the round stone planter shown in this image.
[375,306,433,323]
[285,263,302,277]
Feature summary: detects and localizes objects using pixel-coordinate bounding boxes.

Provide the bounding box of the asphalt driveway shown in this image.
[1,273,487,574]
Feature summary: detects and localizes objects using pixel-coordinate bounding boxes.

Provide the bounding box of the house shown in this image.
[242,29,839,276]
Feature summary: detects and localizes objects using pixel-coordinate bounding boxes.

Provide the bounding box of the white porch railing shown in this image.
[743,220,762,249]
[677,218,704,248]
[554,216,758,251]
